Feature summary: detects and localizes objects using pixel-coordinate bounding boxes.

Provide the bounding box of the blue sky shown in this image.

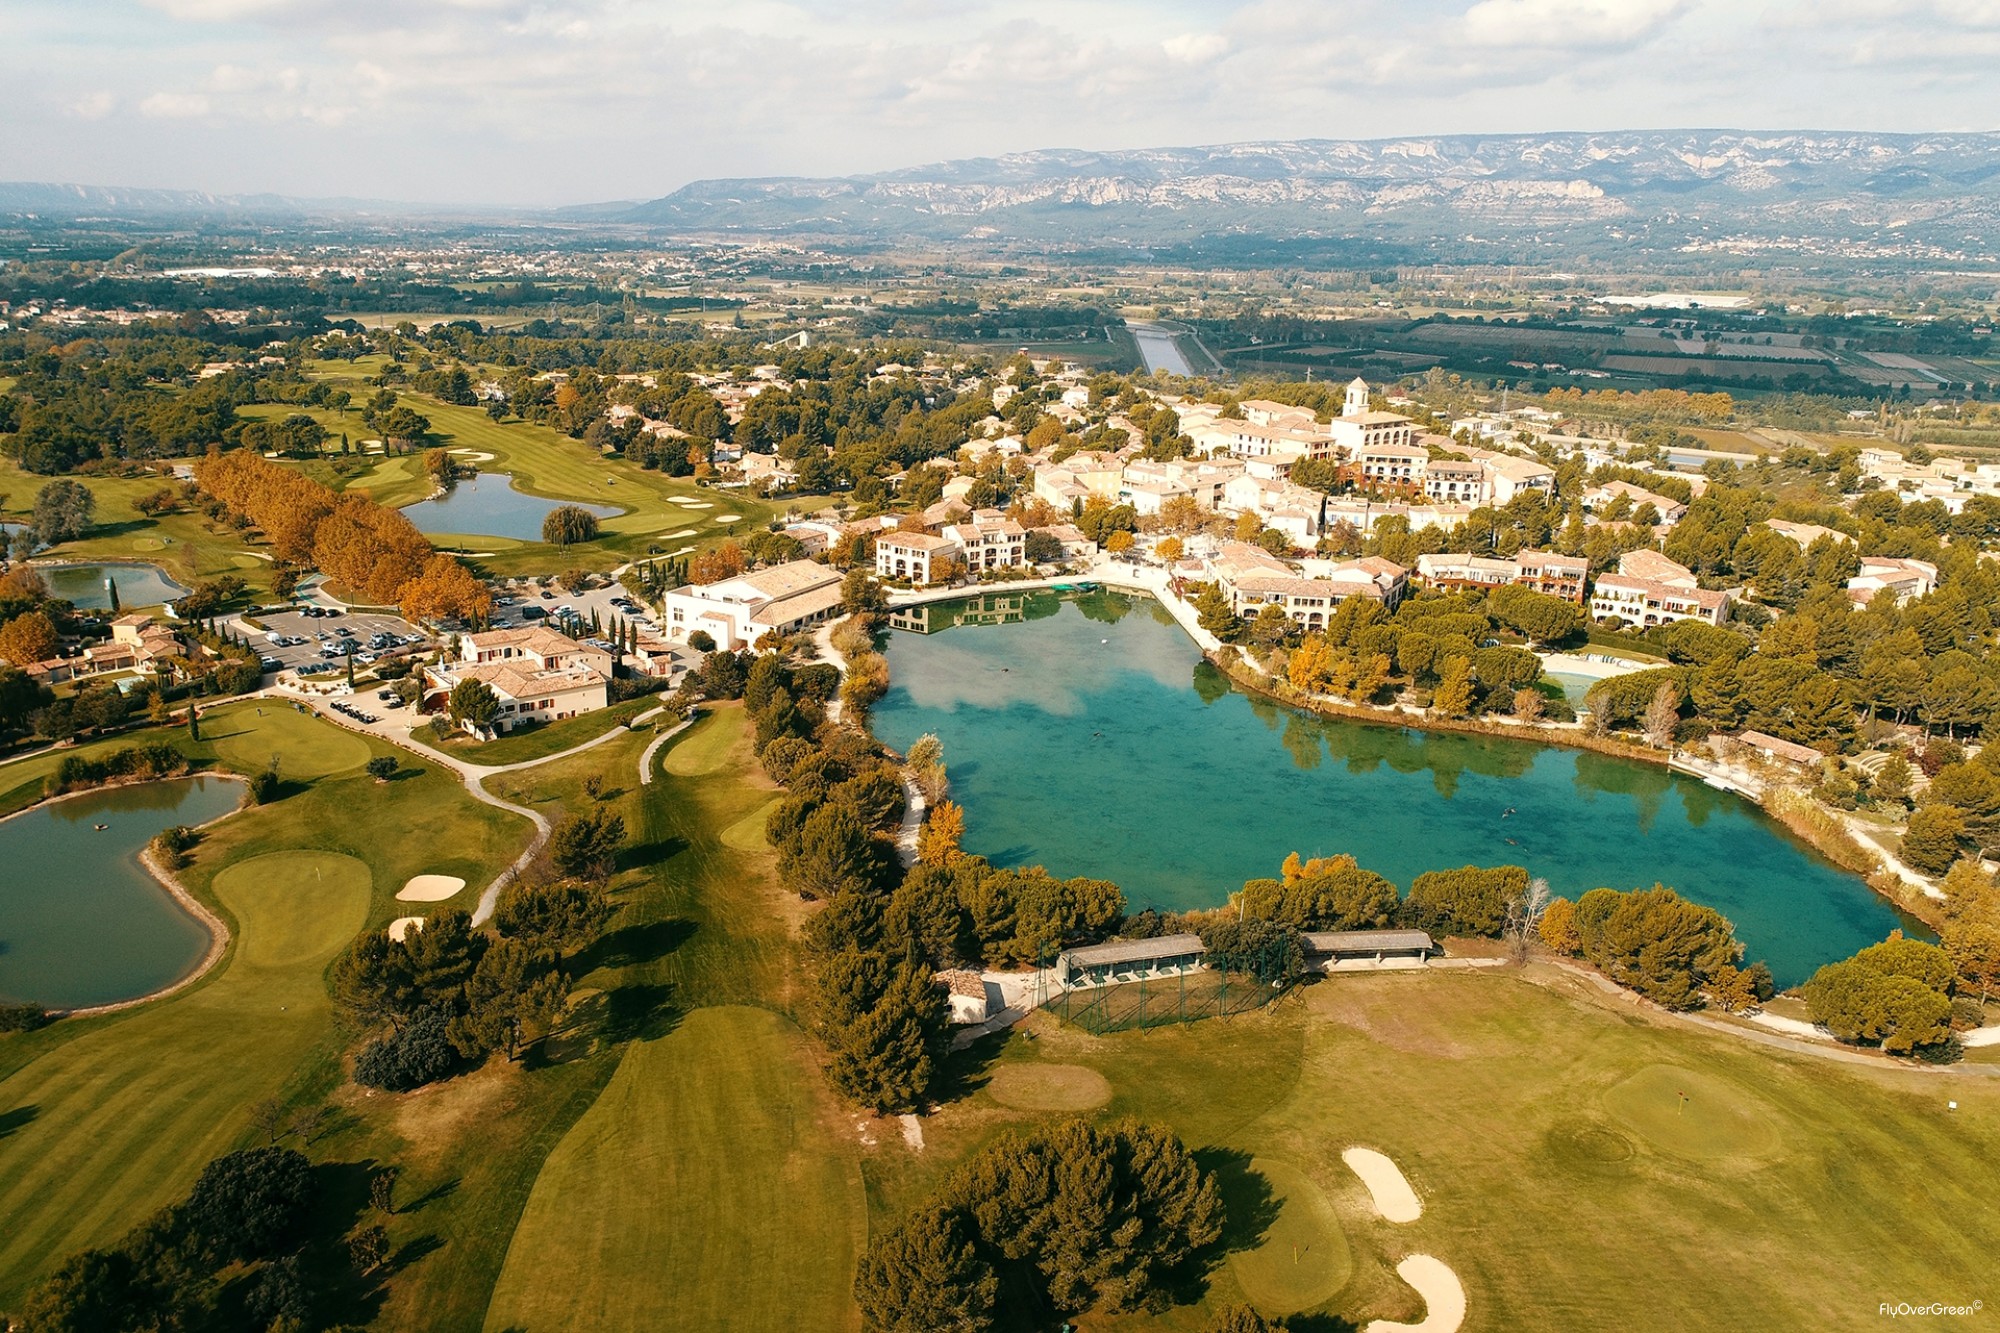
[3,0,1997,205]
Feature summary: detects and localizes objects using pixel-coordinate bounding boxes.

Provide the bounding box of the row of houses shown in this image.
[421,625,616,734]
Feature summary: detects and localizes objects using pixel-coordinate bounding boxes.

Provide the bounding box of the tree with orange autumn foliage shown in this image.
[400,553,493,625]
[690,541,747,585]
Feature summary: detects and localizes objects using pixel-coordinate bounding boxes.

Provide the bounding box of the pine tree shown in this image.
[1431,656,1475,717]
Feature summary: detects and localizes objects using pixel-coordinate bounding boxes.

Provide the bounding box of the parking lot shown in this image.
[231,605,432,680]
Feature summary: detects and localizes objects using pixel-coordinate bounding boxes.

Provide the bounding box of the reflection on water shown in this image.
[874,593,1923,986]
[0,776,244,1008]
[38,562,189,611]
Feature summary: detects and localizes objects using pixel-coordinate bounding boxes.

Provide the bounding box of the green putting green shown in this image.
[1602,1064,1782,1162]
[209,706,372,780]
[1226,1159,1353,1316]
[719,797,778,852]
[985,1061,1113,1111]
[663,709,740,776]
[130,537,167,551]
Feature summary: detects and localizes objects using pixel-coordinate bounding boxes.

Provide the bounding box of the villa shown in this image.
[876,530,959,585]
[422,625,612,734]
[1415,550,1588,603]
[662,559,848,650]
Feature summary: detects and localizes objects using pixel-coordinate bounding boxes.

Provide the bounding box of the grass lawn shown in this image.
[478,707,862,1331]
[297,362,788,575]
[0,454,281,602]
[482,1007,866,1333]
[0,703,532,1307]
[867,968,2000,1332]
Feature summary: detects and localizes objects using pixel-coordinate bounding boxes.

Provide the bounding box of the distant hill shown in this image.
[619,130,2000,257]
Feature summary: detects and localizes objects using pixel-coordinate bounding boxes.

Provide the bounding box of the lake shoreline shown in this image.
[1,772,246,1017]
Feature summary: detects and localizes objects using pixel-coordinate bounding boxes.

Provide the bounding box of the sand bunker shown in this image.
[667,496,706,506]
[1365,1256,1465,1333]
[712,513,742,522]
[387,916,425,942]
[1344,1147,1421,1222]
[663,528,697,538]
[397,874,467,903]
[449,449,497,461]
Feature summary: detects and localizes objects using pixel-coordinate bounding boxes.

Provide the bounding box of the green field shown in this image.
[431,696,659,767]
[0,701,533,1308]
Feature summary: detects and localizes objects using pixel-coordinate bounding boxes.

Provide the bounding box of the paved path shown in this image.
[637,712,695,786]
[293,691,663,923]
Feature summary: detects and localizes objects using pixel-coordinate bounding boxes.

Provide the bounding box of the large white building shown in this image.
[662,560,849,650]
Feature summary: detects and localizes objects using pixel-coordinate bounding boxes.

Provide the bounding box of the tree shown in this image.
[1431,656,1475,717]
[1404,865,1527,937]
[825,957,950,1113]
[1192,582,1239,640]
[1643,681,1682,749]
[1487,584,1579,644]
[1902,805,1969,874]
[918,799,966,866]
[179,1147,315,1263]
[1539,897,1582,954]
[0,611,58,667]
[354,1004,461,1090]
[448,676,501,729]
[1802,959,1952,1053]
[400,553,493,625]
[1105,529,1135,555]
[1207,1307,1286,1333]
[549,808,626,880]
[1944,921,2000,1001]
[30,479,95,546]
[1155,536,1185,562]
[842,567,888,615]
[782,801,882,900]
[1512,686,1545,722]
[366,755,398,782]
[854,1205,996,1333]
[542,504,601,549]
[1571,885,1741,1010]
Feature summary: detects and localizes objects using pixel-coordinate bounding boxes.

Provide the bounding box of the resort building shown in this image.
[876,531,959,585]
[942,514,1027,572]
[1764,519,1854,549]
[1225,556,1408,627]
[1847,556,1939,604]
[1421,458,1488,506]
[1415,550,1588,603]
[1589,574,1731,628]
[1355,441,1429,490]
[1324,377,1419,457]
[423,625,612,734]
[661,560,848,650]
[81,614,187,674]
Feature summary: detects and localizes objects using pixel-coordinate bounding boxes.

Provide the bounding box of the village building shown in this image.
[1847,556,1939,604]
[1584,479,1689,524]
[662,560,848,650]
[1589,574,1731,628]
[1415,550,1588,603]
[876,530,959,585]
[935,970,991,1024]
[942,514,1027,572]
[1764,518,1854,549]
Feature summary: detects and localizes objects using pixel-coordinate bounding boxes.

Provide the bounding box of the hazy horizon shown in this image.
[5,1,1999,208]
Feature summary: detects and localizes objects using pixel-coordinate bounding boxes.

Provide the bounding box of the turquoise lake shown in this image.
[872,590,1920,987]
[401,473,620,541]
[0,776,243,1009]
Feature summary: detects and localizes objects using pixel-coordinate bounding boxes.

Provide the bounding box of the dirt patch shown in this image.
[986,1062,1113,1111]
[389,1059,523,1170]
[1308,982,1474,1060]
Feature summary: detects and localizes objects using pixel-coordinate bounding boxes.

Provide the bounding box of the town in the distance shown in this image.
[2,117,1999,1333]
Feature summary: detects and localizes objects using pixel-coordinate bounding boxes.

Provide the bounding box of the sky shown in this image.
[4,0,1999,207]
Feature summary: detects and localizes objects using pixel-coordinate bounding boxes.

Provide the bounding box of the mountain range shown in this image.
[9,131,2000,262]
[618,130,2000,257]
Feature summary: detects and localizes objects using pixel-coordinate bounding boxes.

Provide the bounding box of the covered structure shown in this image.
[1303,929,1437,968]
[1058,933,1206,990]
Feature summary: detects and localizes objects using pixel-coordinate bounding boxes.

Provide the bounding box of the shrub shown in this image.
[353,1005,461,1091]
[0,1001,53,1032]
[179,1147,315,1263]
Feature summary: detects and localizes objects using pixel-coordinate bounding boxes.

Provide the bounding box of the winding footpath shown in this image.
[295,693,664,923]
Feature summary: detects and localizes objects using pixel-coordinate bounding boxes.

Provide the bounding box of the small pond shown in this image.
[872,590,1923,988]
[35,562,189,611]
[0,776,244,1009]
[401,474,620,542]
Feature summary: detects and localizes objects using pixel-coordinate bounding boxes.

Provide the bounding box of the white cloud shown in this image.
[1162,31,1229,63]
[138,91,213,118]
[3,0,1999,204]
[1459,0,1686,49]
